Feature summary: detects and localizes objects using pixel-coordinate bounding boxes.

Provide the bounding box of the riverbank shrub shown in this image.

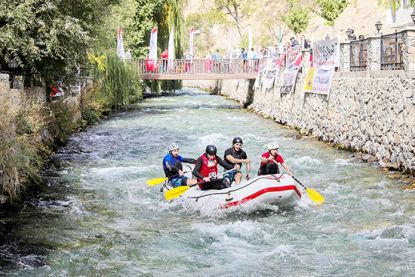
[0,99,50,202]
[87,53,143,112]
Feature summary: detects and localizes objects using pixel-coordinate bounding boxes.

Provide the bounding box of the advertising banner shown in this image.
[280,69,298,93]
[280,46,302,93]
[303,38,338,94]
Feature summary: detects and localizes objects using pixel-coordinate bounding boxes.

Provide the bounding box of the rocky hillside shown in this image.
[183,0,398,56]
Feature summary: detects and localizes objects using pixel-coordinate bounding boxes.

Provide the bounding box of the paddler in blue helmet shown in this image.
[162,143,198,187]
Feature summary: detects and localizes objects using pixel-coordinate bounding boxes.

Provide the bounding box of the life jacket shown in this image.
[197,153,218,183]
[162,154,183,179]
[258,152,280,175]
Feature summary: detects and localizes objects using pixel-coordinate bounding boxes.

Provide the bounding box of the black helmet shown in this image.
[205,145,217,155]
[232,137,243,145]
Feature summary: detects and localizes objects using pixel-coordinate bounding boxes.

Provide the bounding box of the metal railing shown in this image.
[381,31,404,70]
[137,58,264,76]
[350,39,368,71]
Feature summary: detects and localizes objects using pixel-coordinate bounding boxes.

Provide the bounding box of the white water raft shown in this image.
[165,174,302,209]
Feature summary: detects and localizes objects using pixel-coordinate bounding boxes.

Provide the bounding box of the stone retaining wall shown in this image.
[217,72,415,173]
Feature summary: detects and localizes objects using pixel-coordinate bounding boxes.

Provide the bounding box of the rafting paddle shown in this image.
[146,177,168,186]
[146,170,192,186]
[164,168,237,201]
[272,160,325,204]
[291,175,325,205]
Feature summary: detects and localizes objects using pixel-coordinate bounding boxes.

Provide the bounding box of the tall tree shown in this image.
[0,0,119,83]
[283,0,310,34]
[314,0,348,26]
[213,0,256,38]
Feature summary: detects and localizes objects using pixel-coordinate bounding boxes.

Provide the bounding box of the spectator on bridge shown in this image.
[212,49,222,73]
[184,49,192,73]
[161,48,168,72]
[240,48,248,72]
[290,37,299,48]
[205,52,213,73]
[249,48,258,72]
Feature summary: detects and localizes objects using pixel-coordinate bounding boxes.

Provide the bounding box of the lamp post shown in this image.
[411,8,415,24]
[346,28,353,40]
[375,19,383,35]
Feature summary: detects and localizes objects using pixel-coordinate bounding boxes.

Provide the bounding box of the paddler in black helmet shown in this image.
[223,137,251,184]
[192,145,238,190]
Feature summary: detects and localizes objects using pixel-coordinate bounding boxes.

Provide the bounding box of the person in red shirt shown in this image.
[258,142,293,176]
[161,48,168,72]
[192,145,238,190]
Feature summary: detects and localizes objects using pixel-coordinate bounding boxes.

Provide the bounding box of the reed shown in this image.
[0,99,49,202]
[88,53,143,111]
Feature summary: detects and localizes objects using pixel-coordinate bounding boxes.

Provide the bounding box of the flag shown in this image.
[168,27,174,70]
[189,27,195,59]
[248,27,252,50]
[116,27,126,60]
[149,27,158,61]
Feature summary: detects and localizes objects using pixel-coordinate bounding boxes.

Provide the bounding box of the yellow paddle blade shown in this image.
[146,177,168,186]
[306,188,325,205]
[165,186,190,201]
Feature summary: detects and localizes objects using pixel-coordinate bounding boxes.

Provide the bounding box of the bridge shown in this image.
[137,58,262,80]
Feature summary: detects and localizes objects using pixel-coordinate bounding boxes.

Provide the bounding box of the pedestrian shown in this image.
[161,48,168,72]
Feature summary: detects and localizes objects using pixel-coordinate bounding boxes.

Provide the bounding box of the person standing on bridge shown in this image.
[161,48,168,73]
[240,48,248,72]
[223,137,251,184]
[258,142,293,176]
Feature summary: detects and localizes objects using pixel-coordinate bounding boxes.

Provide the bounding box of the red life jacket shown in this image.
[197,153,218,183]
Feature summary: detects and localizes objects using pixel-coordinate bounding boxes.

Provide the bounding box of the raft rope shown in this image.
[188,174,284,201]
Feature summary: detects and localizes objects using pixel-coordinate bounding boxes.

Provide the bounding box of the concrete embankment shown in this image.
[184,72,415,174]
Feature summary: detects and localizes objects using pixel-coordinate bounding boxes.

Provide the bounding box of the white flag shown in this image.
[189,27,195,59]
[116,27,126,60]
[248,27,252,50]
[149,27,158,61]
[168,27,174,69]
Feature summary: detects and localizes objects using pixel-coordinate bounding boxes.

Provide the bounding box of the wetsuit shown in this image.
[224,147,247,181]
[192,153,234,190]
[162,153,195,187]
[258,152,284,175]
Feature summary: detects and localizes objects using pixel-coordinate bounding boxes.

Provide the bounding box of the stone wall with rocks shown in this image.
[217,72,415,173]
[0,73,82,121]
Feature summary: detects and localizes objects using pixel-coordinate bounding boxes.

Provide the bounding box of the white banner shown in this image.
[313,38,338,70]
[116,27,126,60]
[303,38,338,94]
[168,27,174,69]
[280,69,298,93]
[149,27,158,61]
[248,27,252,50]
[311,68,334,94]
[189,27,195,59]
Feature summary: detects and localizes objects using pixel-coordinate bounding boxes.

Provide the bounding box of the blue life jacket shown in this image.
[162,153,184,179]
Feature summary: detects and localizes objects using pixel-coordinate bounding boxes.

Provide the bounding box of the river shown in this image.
[1,88,415,276]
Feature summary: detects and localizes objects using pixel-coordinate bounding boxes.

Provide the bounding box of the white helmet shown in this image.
[168,143,179,151]
[267,142,280,151]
